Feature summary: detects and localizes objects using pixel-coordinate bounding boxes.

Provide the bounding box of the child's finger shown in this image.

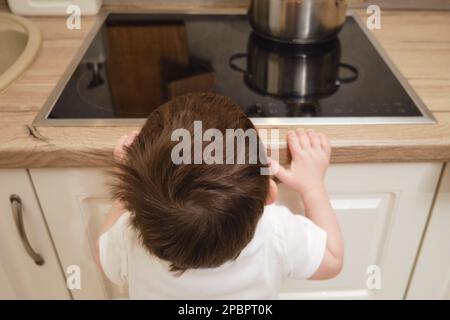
[307,129,320,149]
[125,132,138,146]
[117,135,128,147]
[287,131,302,158]
[113,135,128,160]
[269,158,291,184]
[319,133,331,154]
[296,128,311,149]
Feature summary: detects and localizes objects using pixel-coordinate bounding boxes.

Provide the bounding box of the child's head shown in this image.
[112,93,277,272]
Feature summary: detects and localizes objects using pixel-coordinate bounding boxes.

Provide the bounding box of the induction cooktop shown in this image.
[33,13,435,126]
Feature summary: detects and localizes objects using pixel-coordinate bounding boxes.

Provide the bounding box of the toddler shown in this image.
[96,93,344,299]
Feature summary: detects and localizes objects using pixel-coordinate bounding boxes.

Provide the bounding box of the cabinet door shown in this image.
[407,164,450,300]
[30,168,126,300]
[278,163,442,300]
[0,170,70,299]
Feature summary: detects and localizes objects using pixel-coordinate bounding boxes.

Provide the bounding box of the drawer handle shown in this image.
[10,195,45,266]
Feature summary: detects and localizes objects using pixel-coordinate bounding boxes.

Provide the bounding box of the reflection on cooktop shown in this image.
[45,13,432,125]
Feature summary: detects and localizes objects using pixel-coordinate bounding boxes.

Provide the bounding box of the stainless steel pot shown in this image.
[249,0,348,44]
[229,33,358,102]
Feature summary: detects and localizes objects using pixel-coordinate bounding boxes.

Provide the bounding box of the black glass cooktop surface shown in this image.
[37,13,434,126]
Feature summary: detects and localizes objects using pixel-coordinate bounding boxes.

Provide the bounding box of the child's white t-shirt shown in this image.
[99,203,327,299]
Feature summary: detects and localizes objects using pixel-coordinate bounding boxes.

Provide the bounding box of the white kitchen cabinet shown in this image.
[30,168,126,300]
[30,163,442,300]
[407,164,450,300]
[0,170,70,299]
[278,163,442,300]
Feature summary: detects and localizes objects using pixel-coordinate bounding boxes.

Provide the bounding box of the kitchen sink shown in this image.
[0,12,41,92]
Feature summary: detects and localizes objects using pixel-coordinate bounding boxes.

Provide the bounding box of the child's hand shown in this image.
[270,129,331,196]
[113,130,139,162]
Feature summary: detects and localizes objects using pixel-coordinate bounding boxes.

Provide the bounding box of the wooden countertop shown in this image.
[0,6,450,168]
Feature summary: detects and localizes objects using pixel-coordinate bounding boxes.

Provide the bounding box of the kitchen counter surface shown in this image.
[0,5,450,168]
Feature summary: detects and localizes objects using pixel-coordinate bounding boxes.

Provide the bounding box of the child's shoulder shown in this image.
[261,203,296,226]
[259,204,314,240]
[258,204,297,236]
[105,211,139,246]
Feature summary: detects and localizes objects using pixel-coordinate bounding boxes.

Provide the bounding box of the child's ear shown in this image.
[266,179,278,205]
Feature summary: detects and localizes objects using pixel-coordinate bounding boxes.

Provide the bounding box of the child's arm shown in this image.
[270,129,344,280]
[95,200,127,271]
[95,131,139,270]
[99,200,128,238]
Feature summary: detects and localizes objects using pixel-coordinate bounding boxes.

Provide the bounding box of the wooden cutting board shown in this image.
[105,21,190,116]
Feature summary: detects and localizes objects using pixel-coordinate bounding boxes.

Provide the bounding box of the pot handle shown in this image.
[338,63,359,84]
[229,53,248,74]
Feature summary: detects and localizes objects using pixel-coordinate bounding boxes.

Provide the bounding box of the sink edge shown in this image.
[0,12,42,92]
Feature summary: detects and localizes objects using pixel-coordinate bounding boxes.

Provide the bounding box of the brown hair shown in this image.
[111,93,269,272]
